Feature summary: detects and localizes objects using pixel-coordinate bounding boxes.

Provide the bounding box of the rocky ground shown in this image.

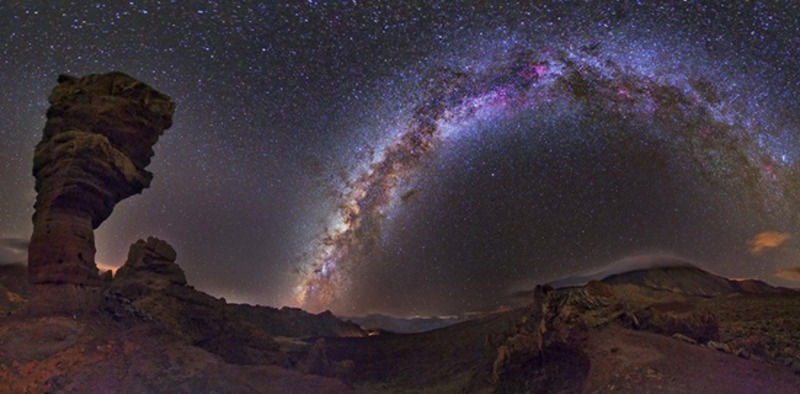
[0,236,359,392]
[3,259,800,392]
[0,314,353,393]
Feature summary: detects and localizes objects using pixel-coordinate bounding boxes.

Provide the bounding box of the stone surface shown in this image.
[633,308,719,343]
[28,72,174,295]
[113,237,186,287]
[602,265,737,297]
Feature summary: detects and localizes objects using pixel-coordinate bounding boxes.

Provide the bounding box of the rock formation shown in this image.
[107,237,286,366]
[27,72,174,313]
[112,237,185,288]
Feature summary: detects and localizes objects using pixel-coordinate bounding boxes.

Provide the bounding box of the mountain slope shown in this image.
[601,264,797,297]
[601,265,737,297]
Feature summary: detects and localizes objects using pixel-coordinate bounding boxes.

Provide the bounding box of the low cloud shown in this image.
[0,238,28,265]
[775,267,800,282]
[749,231,791,255]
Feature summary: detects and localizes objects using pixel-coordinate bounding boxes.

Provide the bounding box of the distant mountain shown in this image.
[601,265,796,297]
[345,313,469,334]
[546,255,704,288]
[601,265,736,297]
[544,255,796,298]
[230,304,366,338]
[728,278,797,294]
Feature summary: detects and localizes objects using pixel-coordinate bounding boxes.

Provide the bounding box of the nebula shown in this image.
[294,44,799,311]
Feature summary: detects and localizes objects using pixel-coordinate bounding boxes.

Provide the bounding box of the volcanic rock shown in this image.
[113,237,185,288]
[27,72,174,313]
[107,237,286,366]
[632,307,719,343]
[730,278,798,294]
[0,316,352,393]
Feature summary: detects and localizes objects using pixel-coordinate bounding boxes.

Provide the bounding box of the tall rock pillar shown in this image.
[27,72,174,313]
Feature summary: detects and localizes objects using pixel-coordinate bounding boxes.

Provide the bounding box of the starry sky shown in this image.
[1,1,800,317]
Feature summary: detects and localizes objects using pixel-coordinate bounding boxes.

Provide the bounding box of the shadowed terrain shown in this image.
[4,255,800,392]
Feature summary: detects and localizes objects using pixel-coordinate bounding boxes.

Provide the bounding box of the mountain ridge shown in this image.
[601,264,797,297]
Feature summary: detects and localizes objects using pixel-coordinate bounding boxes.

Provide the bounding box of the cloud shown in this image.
[775,267,800,282]
[0,238,28,265]
[749,231,791,255]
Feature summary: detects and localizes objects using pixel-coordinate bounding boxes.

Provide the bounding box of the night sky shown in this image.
[1,1,800,316]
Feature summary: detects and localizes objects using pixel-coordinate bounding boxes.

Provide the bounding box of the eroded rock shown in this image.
[113,237,186,288]
[107,237,286,366]
[27,72,174,313]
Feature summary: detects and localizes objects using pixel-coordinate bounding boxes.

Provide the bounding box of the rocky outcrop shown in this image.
[487,286,592,393]
[487,278,723,391]
[106,237,286,366]
[27,72,174,313]
[627,307,719,343]
[0,316,353,393]
[112,237,185,289]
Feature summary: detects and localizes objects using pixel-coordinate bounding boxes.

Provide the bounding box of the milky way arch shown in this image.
[294,45,798,312]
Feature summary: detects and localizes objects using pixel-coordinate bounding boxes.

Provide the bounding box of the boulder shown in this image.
[113,237,186,288]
